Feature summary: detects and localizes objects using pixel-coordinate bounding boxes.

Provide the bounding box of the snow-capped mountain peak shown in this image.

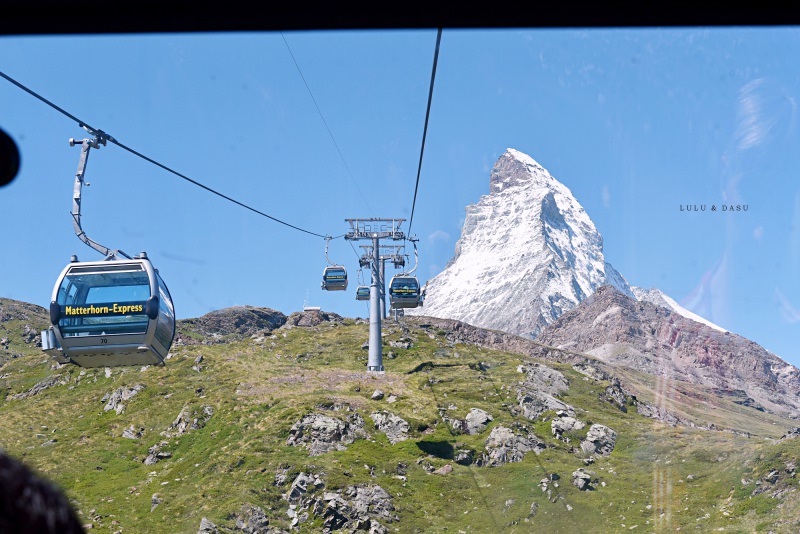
[411,147,724,340]
[490,148,558,193]
[409,148,633,337]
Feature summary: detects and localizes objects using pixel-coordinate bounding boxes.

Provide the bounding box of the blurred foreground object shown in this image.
[0,449,85,533]
[0,127,20,187]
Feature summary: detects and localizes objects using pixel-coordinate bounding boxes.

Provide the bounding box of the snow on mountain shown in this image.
[411,148,722,340]
[631,286,727,333]
[409,148,634,337]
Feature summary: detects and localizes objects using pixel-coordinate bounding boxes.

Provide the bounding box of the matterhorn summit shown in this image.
[409,148,634,338]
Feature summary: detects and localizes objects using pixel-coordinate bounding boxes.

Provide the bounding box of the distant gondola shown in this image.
[41,253,176,367]
[321,265,348,291]
[388,274,421,309]
[355,285,370,301]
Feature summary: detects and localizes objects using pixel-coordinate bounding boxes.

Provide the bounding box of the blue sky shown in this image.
[1,27,798,365]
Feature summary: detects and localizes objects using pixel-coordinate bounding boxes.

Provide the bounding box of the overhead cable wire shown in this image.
[0,69,329,239]
[348,239,362,261]
[281,32,375,215]
[113,140,328,237]
[406,28,442,238]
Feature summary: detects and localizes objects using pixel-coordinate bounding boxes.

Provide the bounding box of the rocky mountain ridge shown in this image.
[537,285,800,418]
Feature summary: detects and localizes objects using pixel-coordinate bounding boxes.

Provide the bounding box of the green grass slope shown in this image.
[1,298,799,533]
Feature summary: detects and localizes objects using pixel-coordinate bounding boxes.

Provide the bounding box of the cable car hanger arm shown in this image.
[69,129,131,260]
[404,236,419,276]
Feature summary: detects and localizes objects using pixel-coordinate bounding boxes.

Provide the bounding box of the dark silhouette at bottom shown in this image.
[0,450,85,533]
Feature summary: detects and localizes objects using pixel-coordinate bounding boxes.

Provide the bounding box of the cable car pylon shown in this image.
[344,218,405,373]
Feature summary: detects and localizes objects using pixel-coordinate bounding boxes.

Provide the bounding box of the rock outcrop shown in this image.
[580,424,617,456]
[370,411,410,444]
[287,407,368,456]
[477,425,546,467]
[102,384,144,414]
[515,363,575,420]
[177,306,287,343]
[283,309,345,328]
[282,472,397,532]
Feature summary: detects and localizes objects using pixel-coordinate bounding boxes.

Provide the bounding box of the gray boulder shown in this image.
[370,411,410,444]
[550,412,586,442]
[464,408,493,435]
[102,384,145,414]
[515,364,574,420]
[580,424,617,456]
[197,517,218,534]
[234,504,272,533]
[572,468,597,491]
[287,411,368,456]
[478,425,545,467]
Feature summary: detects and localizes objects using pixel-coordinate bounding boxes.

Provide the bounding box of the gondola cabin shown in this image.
[41,254,176,367]
[321,265,348,291]
[355,285,370,301]
[388,275,421,309]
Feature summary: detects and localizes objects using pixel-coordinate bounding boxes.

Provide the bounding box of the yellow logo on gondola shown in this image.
[64,303,144,316]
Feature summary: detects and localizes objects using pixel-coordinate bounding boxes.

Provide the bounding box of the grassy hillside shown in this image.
[1,298,799,533]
